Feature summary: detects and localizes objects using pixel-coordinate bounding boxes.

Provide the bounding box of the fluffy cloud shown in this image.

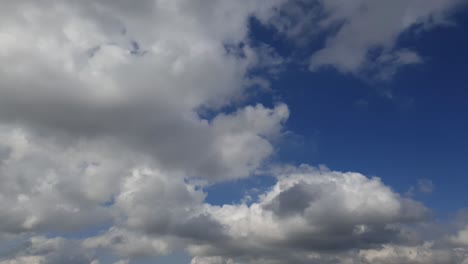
[1,162,468,263]
[0,1,291,262]
[186,166,431,263]
[0,125,129,235]
[0,1,467,264]
[0,0,290,261]
[0,0,288,182]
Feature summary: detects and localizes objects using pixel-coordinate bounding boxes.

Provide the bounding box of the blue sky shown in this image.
[206,7,468,217]
[1,1,468,264]
[276,10,468,214]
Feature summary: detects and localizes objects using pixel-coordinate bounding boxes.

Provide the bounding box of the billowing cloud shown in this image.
[0,0,288,182]
[0,1,467,264]
[0,125,127,235]
[187,166,431,263]
[1,159,468,263]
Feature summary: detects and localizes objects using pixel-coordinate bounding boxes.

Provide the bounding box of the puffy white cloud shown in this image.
[0,1,467,264]
[186,166,431,263]
[1,161,467,264]
[0,1,292,261]
[211,104,289,180]
[0,125,132,234]
[0,0,288,182]
[0,0,292,239]
[0,0,291,258]
[113,167,206,236]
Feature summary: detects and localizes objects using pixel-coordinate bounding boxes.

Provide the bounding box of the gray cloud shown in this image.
[268,0,463,79]
[309,0,463,77]
[1,164,468,264]
[0,0,289,182]
[188,167,432,261]
[0,236,95,264]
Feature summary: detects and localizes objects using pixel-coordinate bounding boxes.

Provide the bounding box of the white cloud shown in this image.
[311,0,459,76]
[0,0,288,182]
[0,162,466,264]
[186,166,430,263]
[0,1,467,264]
[269,0,463,78]
[0,1,291,261]
[0,125,131,234]
[451,226,468,246]
[309,0,462,77]
[211,104,289,180]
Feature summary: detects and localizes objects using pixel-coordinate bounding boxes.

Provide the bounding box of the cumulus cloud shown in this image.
[0,1,467,264]
[1,161,467,263]
[0,125,130,235]
[187,166,431,263]
[0,0,288,182]
[0,0,292,262]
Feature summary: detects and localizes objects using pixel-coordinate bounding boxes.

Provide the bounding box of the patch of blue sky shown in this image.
[204,5,468,217]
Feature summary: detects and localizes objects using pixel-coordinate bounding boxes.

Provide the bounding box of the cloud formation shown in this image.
[187,166,434,263]
[0,0,288,182]
[270,0,463,78]
[0,1,467,264]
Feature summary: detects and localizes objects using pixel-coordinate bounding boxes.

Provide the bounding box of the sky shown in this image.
[0,1,468,264]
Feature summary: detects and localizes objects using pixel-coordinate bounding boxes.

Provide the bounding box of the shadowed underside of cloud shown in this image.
[0,0,467,264]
